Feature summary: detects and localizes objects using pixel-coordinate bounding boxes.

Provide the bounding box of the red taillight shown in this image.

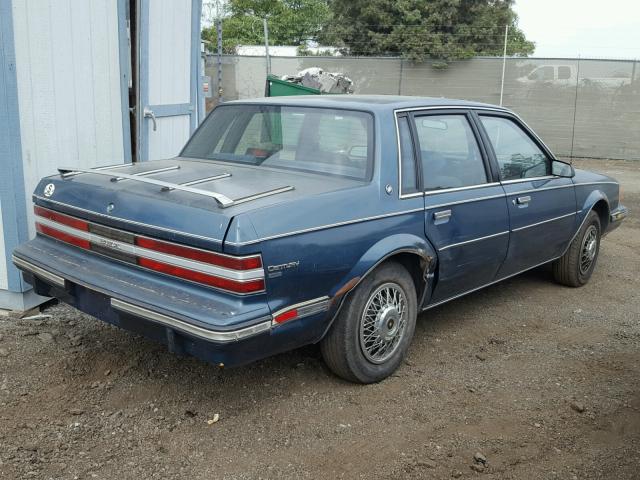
[35,223,90,250]
[137,257,265,293]
[34,205,88,231]
[33,205,265,294]
[273,308,298,324]
[135,236,261,270]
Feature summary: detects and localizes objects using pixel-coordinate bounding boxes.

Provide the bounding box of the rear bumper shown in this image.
[12,237,331,367]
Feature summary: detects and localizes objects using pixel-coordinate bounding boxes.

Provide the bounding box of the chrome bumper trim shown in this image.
[111,298,272,343]
[610,206,628,223]
[12,255,66,288]
[271,296,330,326]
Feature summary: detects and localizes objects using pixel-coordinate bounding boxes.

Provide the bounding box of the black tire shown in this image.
[552,210,601,287]
[320,261,418,383]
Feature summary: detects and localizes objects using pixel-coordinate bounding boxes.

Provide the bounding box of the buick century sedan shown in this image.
[13,96,627,383]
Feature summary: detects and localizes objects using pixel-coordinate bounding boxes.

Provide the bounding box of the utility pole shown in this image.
[263,18,271,76]
[499,24,509,106]
[216,18,223,101]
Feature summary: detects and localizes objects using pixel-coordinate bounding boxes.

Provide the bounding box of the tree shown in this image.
[319,0,534,63]
[202,0,331,53]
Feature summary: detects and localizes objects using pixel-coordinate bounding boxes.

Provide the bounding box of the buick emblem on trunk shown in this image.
[106,202,115,213]
[43,183,55,197]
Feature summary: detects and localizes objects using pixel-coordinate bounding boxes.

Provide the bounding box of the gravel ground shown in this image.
[0,158,638,480]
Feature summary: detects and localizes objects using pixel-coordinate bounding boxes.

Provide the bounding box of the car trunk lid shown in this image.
[34,158,361,251]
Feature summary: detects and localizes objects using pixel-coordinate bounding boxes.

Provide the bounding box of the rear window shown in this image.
[181,105,374,180]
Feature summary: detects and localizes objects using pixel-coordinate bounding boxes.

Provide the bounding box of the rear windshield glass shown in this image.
[181,105,374,180]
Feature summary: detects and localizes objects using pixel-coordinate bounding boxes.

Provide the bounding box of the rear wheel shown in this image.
[552,210,601,287]
[320,262,417,383]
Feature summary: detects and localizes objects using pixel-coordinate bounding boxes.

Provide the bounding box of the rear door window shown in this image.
[413,114,487,191]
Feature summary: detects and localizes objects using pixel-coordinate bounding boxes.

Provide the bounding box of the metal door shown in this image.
[137,0,201,161]
[411,111,510,302]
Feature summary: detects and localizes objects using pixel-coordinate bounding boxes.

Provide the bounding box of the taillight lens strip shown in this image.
[134,236,262,270]
[35,223,91,250]
[33,205,265,294]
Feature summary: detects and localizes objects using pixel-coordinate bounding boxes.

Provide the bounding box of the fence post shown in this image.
[216,18,223,102]
[499,25,508,106]
[569,56,581,159]
[263,18,271,76]
[398,58,404,95]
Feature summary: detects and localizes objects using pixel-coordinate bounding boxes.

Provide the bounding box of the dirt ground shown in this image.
[0,158,638,480]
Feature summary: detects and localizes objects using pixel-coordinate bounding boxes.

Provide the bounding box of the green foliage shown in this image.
[202,0,331,53]
[202,0,534,63]
[319,0,535,62]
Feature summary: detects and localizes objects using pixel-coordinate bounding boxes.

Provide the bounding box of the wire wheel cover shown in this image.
[359,283,408,364]
[580,225,598,274]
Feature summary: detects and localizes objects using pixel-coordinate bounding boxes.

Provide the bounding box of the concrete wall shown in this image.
[209,55,640,161]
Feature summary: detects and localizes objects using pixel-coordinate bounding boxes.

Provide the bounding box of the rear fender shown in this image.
[322,233,437,337]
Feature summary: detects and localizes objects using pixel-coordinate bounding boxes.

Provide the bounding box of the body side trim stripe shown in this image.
[228,208,426,246]
[511,211,577,232]
[438,231,509,251]
[426,193,505,210]
[231,194,507,246]
[424,205,600,310]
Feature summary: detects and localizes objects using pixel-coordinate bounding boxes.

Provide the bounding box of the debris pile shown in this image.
[281,67,354,94]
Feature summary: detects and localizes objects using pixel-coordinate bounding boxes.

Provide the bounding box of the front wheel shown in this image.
[552,210,601,287]
[320,262,417,383]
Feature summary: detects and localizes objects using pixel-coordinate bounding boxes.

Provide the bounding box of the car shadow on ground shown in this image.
[64,264,558,391]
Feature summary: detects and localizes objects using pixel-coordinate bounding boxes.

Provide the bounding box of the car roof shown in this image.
[225,94,508,113]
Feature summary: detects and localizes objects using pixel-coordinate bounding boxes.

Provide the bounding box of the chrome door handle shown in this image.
[143,108,157,131]
[515,195,531,205]
[433,209,452,220]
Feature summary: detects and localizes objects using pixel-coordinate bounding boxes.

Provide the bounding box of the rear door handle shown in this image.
[514,195,531,205]
[433,209,452,220]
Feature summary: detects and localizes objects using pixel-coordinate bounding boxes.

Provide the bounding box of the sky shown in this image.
[514,0,640,59]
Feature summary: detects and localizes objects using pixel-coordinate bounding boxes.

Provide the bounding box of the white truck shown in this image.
[518,64,632,89]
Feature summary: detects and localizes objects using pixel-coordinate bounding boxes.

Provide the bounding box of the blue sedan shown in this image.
[13,96,627,383]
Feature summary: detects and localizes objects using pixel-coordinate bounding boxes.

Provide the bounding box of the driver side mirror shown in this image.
[552,159,574,178]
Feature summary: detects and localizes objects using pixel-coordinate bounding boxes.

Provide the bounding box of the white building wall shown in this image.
[12,0,125,239]
[0,201,7,291]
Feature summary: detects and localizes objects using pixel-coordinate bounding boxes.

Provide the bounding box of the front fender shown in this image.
[579,189,609,221]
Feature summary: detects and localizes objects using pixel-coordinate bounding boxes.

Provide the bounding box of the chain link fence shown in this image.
[205,55,640,160]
